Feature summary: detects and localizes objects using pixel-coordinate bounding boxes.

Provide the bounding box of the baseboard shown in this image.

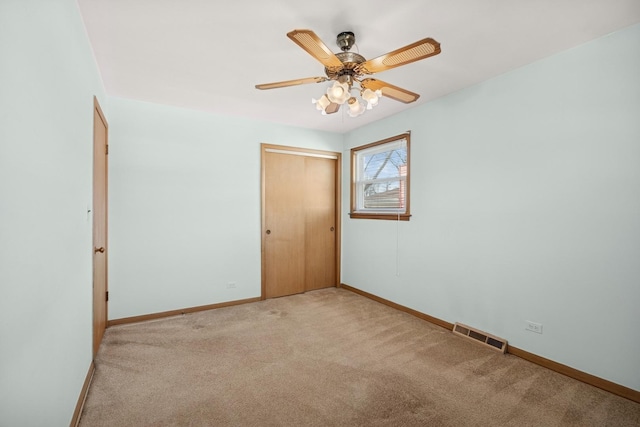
[340,283,454,330]
[108,296,262,327]
[507,346,640,403]
[340,283,639,404]
[70,361,95,427]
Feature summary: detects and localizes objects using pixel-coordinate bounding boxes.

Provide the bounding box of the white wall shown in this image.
[0,1,106,425]
[343,24,640,391]
[107,97,343,319]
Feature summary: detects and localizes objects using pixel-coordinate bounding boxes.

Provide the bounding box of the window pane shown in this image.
[362,148,407,180]
[362,180,405,209]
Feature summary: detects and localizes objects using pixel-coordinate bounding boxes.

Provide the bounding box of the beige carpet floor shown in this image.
[80,287,640,426]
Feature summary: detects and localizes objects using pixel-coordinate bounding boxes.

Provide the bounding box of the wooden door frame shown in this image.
[260,144,341,300]
[92,96,108,357]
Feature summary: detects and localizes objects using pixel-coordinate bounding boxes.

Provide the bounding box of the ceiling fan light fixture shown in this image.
[312,95,331,111]
[347,97,365,117]
[361,88,382,108]
[327,81,351,104]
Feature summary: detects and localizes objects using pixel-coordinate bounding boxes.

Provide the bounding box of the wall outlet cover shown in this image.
[525,321,543,334]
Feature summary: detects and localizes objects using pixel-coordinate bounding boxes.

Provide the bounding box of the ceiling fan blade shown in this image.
[324,103,340,114]
[255,76,328,90]
[360,78,420,103]
[356,38,441,75]
[287,29,344,71]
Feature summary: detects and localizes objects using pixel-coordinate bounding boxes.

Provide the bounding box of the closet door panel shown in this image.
[264,152,306,298]
[304,156,336,291]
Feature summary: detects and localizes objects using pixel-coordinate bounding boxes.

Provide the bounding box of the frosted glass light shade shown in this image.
[312,95,331,111]
[347,97,365,117]
[327,81,350,104]
[361,88,382,108]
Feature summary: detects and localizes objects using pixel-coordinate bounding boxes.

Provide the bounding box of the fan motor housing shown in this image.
[325,51,366,80]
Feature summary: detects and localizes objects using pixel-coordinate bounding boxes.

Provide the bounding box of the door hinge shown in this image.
[105,144,109,155]
[105,291,109,302]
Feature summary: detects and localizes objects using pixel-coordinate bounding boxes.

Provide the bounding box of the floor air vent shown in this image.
[453,323,507,353]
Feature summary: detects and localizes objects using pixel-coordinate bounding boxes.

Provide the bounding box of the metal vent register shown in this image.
[453,323,508,353]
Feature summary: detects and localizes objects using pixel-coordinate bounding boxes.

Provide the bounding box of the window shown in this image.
[350,133,410,221]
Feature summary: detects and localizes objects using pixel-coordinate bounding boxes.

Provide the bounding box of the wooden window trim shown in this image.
[350,133,411,221]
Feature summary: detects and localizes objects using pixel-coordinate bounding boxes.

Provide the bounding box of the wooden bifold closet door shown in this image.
[262,145,340,299]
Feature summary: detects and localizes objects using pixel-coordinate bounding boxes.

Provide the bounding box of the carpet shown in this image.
[80,287,640,426]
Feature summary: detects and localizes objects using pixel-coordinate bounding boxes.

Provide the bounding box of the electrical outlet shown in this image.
[227,282,236,289]
[525,321,543,334]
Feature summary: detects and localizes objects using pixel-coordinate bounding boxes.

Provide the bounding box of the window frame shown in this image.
[350,132,411,221]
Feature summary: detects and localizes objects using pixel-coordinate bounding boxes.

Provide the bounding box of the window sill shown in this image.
[349,213,411,221]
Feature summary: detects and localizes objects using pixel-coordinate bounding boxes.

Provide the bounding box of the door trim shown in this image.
[264,147,339,159]
[260,144,341,300]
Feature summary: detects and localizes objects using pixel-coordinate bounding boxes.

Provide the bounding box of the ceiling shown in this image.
[77,0,640,134]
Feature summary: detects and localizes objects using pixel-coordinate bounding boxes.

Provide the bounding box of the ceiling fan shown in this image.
[255,29,441,117]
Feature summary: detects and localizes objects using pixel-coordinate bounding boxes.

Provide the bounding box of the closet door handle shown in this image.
[266,230,271,235]
[94,246,105,253]
[330,227,335,232]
